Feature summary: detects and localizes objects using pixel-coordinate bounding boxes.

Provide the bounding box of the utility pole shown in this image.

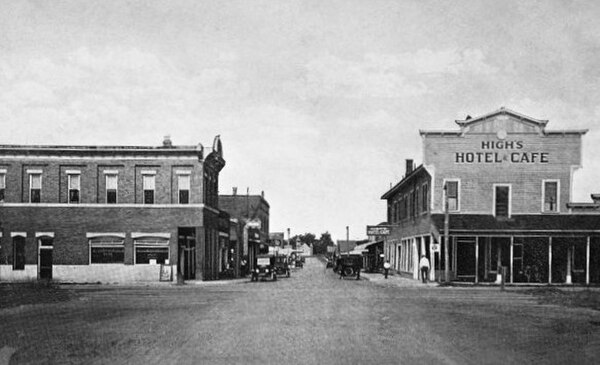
[443,183,450,283]
[346,226,349,255]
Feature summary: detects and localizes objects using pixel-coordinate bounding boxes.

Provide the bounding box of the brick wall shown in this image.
[0,205,204,267]
[1,157,203,205]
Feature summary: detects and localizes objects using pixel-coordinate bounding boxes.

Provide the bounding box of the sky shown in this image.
[1,0,600,241]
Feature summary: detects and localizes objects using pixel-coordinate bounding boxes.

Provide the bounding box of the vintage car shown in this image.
[273,255,291,277]
[251,254,277,281]
[335,254,362,280]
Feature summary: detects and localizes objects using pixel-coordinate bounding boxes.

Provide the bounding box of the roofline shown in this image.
[544,129,588,135]
[381,164,429,199]
[454,107,549,127]
[419,130,462,136]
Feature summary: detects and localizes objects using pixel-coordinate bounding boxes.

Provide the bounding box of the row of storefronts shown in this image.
[0,136,270,283]
[380,108,600,285]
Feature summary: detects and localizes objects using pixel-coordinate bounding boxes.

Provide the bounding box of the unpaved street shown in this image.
[2,257,600,364]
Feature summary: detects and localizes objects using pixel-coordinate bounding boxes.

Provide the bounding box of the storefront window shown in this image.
[90,237,124,264]
[134,238,169,264]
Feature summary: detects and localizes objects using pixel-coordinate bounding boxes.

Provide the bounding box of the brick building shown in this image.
[219,190,269,273]
[0,136,225,283]
[382,108,600,285]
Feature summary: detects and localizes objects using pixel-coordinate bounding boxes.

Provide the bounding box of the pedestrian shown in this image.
[419,255,430,283]
[383,261,391,279]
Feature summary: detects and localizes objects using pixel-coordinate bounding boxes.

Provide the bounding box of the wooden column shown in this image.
[510,236,514,284]
[496,242,502,284]
[586,236,591,285]
[475,237,479,284]
[566,244,572,284]
[548,237,553,284]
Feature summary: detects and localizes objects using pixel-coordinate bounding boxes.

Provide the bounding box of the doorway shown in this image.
[178,228,196,280]
[456,237,476,281]
[38,237,54,280]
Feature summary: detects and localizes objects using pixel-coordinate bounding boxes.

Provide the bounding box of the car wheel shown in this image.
[343,267,354,276]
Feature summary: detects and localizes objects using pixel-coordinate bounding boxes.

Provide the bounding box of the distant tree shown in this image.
[313,231,334,255]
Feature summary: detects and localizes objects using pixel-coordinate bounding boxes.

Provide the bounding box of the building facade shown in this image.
[219,191,270,272]
[0,136,225,283]
[382,108,600,285]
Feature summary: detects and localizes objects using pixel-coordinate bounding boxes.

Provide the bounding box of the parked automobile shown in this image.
[251,254,277,281]
[335,254,362,280]
[273,255,291,278]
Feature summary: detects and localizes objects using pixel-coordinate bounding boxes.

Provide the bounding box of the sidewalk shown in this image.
[360,271,438,287]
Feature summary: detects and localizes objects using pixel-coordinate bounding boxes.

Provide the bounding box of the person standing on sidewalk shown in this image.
[419,255,430,283]
[383,261,391,279]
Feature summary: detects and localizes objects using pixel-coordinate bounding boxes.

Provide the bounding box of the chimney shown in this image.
[261,190,264,199]
[592,194,600,204]
[162,135,173,148]
[233,187,237,196]
[405,159,414,175]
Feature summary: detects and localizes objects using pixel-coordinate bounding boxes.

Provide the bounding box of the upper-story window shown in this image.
[178,174,190,204]
[106,174,118,204]
[29,173,42,203]
[443,179,460,212]
[143,174,155,204]
[543,180,559,212]
[422,183,428,213]
[0,170,5,202]
[68,173,80,204]
[494,184,511,218]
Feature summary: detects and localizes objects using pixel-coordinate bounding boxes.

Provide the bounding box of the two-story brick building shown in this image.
[0,136,225,283]
[382,108,600,285]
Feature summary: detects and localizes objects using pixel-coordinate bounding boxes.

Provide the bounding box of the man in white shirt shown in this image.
[383,261,391,279]
[419,255,430,284]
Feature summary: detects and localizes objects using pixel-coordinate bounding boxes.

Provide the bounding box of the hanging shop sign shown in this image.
[367,225,391,236]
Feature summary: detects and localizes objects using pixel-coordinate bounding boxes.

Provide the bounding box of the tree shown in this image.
[313,231,334,255]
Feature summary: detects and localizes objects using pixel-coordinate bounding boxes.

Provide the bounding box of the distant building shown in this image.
[382,108,600,284]
[0,136,225,282]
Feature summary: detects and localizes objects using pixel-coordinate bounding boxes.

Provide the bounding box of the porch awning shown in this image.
[431,214,600,236]
[349,241,382,254]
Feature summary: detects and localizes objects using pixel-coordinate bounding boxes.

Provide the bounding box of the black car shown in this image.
[335,255,362,280]
[273,255,291,277]
[251,255,277,281]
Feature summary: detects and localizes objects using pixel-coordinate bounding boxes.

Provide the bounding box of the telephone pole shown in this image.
[443,183,450,283]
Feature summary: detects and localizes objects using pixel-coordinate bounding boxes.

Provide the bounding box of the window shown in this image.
[134,238,169,264]
[444,180,459,212]
[422,183,428,213]
[0,172,5,202]
[68,174,80,204]
[143,174,155,204]
[494,185,511,218]
[90,237,124,264]
[543,180,559,212]
[30,173,41,203]
[178,175,190,204]
[13,235,25,270]
[106,174,117,204]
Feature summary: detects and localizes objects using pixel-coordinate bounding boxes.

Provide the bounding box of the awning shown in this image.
[349,241,382,254]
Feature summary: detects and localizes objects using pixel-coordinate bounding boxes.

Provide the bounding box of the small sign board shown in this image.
[327,246,336,253]
[430,243,440,253]
[159,264,173,282]
[366,225,391,236]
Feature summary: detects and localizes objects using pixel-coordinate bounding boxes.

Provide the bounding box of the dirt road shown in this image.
[1,257,600,364]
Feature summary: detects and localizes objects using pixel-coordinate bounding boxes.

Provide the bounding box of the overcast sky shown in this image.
[2,0,600,241]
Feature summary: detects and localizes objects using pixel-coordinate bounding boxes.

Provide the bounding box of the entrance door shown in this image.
[39,237,54,280]
[456,237,476,280]
[178,228,196,280]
